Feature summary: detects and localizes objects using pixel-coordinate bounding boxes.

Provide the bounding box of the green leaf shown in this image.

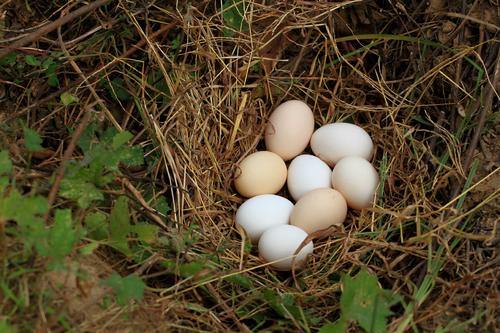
[112,131,133,149]
[84,211,108,240]
[0,150,12,175]
[59,178,104,208]
[25,55,41,66]
[178,262,205,278]
[224,274,252,289]
[339,269,398,333]
[0,52,17,66]
[0,318,17,333]
[23,127,43,152]
[318,321,346,333]
[80,241,99,255]
[47,73,60,87]
[60,92,79,106]
[109,196,132,255]
[133,223,158,243]
[222,0,249,37]
[103,273,145,306]
[36,209,80,268]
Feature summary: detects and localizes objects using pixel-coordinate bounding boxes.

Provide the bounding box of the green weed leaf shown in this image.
[222,0,249,37]
[333,269,399,333]
[60,178,104,208]
[0,150,12,175]
[103,273,145,306]
[0,319,17,333]
[36,209,80,269]
[0,52,16,66]
[60,92,79,106]
[25,55,41,66]
[133,223,158,243]
[84,211,108,240]
[109,196,132,255]
[23,127,43,152]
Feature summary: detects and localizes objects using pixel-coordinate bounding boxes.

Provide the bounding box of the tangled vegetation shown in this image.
[0,0,498,332]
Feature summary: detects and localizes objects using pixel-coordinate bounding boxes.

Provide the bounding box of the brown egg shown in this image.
[234,151,287,197]
[265,100,315,161]
[290,188,347,234]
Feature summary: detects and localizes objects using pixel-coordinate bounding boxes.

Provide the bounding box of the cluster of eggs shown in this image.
[234,100,379,271]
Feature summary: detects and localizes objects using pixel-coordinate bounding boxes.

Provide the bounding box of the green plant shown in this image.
[319,269,401,333]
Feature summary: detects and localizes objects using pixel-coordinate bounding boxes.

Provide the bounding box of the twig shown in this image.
[0,0,112,59]
[44,110,93,222]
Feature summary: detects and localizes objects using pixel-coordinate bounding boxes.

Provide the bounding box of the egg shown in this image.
[290,188,347,234]
[287,154,332,201]
[310,122,374,166]
[234,151,287,197]
[258,225,314,271]
[265,100,315,161]
[235,195,293,243]
[331,156,379,209]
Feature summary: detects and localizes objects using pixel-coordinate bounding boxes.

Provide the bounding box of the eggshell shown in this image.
[287,154,332,201]
[235,195,294,243]
[331,156,379,209]
[265,100,315,161]
[258,225,314,271]
[310,122,374,166]
[290,188,347,234]
[234,151,287,197]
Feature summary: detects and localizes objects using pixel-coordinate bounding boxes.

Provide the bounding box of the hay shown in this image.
[1,0,498,331]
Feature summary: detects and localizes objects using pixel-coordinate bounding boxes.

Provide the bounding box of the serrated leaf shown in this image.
[0,150,12,175]
[25,55,41,66]
[109,196,132,255]
[36,209,79,267]
[340,269,397,333]
[23,127,43,152]
[103,273,145,306]
[154,196,170,216]
[59,178,104,208]
[120,145,144,167]
[112,131,133,149]
[60,92,79,106]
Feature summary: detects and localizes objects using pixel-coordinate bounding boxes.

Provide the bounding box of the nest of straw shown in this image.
[2,0,498,331]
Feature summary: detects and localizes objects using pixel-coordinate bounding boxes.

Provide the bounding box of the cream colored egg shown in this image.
[310,122,373,166]
[290,188,347,234]
[258,225,314,271]
[265,100,315,161]
[331,156,379,209]
[234,151,287,197]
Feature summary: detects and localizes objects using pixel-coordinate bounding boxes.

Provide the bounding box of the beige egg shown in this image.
[265,100,315,161]
[234,151,287,197]
[331,156,379,210]
[290,188,347,234]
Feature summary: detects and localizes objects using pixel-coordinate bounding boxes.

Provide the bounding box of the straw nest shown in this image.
[2,0,498,331]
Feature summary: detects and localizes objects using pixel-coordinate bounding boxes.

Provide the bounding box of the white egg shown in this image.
[310,122,374,166]
[235,195,294,243]
[331,156,379,210]
[287,154,332,201]
[258,225,314,271]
